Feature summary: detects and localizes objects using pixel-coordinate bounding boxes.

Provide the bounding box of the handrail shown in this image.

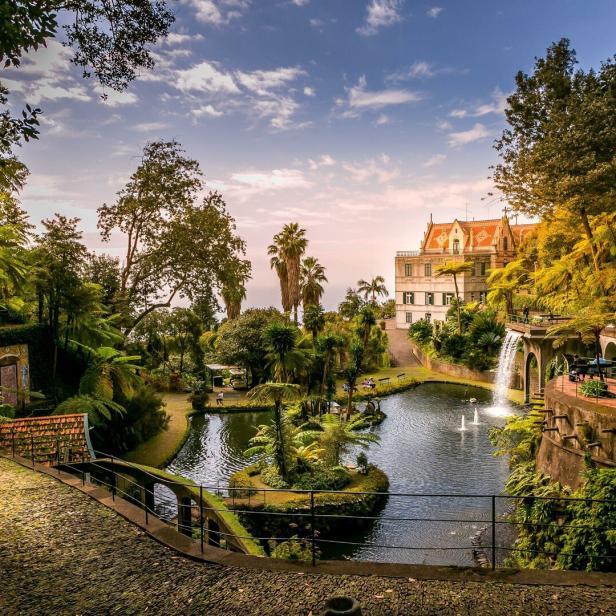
[3,437,615,571]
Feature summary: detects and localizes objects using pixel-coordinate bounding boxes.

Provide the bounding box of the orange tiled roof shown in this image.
[0,414,93,465]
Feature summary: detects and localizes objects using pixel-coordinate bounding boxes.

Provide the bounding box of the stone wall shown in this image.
[408,339,495,383]
[536,380,616,489]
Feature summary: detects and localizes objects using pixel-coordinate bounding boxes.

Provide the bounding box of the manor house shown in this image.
[395,215,536,329]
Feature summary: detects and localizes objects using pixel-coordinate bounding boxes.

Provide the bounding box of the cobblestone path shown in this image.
[1,458,615,615]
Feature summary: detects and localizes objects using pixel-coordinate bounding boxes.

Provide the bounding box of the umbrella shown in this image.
[590,358,611,366]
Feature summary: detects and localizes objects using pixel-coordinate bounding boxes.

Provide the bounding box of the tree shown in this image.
[165,307,203,376]
[486,260,528,317]
[300,256,327,308]
[435,261,473,333]
[493,39,616,283]
[269,223,308,323]
[303,304,325,341]
[220,260,250,321]
[357,306,377,354]
[307,413,379,467]
[357,276,388,305]
[344,338,364,416]
[316,333,344,400]
[84,254,121,308]
[98,140,248,334]
[214,308,283,386]
[34,214,88,383]
[264,321,305,383]
[1,1,174,164]
[338,287,364,320]
[248,382,301,481]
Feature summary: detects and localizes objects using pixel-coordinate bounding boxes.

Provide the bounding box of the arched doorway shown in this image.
[524,352,540,402]
[0,354,19,407]
[604,341,616,362]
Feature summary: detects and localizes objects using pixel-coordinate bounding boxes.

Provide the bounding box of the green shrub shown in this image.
[261,465,290,489]
[293,466,351,491]
[408,319,433,345]
[270,535,317,561]
[229,468,257,497]
[580,380,608,398]
[190,390,209,410]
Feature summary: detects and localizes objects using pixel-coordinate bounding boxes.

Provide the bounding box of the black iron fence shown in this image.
[4,440,614,572]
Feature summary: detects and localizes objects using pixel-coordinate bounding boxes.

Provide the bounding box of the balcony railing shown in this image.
[396,250,420,257]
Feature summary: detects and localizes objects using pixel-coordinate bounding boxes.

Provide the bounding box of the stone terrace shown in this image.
[1,457,616,615]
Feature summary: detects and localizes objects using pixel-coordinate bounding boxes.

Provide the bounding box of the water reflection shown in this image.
[162,383,515,565]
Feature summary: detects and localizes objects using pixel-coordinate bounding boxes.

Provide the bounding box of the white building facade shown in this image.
[395,216,536,329]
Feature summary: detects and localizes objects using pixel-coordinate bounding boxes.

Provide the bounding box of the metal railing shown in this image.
[507,313,572,326]
[4,439,614,572]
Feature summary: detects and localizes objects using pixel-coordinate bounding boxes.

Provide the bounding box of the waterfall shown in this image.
[492,330,522,409]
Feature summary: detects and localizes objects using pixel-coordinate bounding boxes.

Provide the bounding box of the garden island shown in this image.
[1,2,616,614]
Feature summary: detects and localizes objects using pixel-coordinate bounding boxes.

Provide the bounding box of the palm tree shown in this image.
[357,276,388,305]
[306,413,379,467]
[317,333,344,400]
[221,282,246,320]
[264,322,300,382]
[270,223,308,323]
[435,261,474,333]
[0,225,28,307]
[303,303,325,341]
[344,339,364,416]
[248,382,301,480]
[268,249,292,314]
[486,260,529,317]
[357,306,377,353]
[301,256,327,308]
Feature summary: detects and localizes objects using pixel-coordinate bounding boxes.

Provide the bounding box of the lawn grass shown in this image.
[124,392,193,468]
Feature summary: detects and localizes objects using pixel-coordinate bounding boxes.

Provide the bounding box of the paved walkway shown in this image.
[1,458,616,615]
[553,374,616,412]
[386,321,420,367]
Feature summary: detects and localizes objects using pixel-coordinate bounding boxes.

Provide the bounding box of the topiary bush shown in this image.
[261,465,290,489]
[229,468,258,497]
[293,466,351,491]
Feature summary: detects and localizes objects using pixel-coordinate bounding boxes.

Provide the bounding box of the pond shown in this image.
[162,382,515,565]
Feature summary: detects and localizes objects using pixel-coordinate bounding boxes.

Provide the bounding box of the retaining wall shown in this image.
[536,380,616,489]
[408,339,495,383]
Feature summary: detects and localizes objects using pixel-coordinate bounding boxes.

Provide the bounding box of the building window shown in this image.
[452,238,460,254]
[425,313,432,323]
[404,263,413,277]
[479,292,487,303]
[405,312,413,324]
[425,292,434,306]
[403,291,415,305]
[424,263,432,277]
[443,292,454,305]
[503,237,508,251]
[480,262,486,276]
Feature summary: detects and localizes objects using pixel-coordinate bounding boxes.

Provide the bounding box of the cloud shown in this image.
[423,153,446,167]
[303,86,316,96]
[192,104,224,117]
[230,168,311,191]
[343,76,422,113]
[132,122,169,132]
[175,61,240,93]
[164,32,205,45]
[426,7,443,18]
[94,87,139,106]
[447,123,490,147]
[234,66,305,96]
[308,154,336,170]
[375,113,390,126]
[184,0,250,25]
[291,0,309,5]
[357,0,404,36]
[449,88,509,119]
[342,153,398,183]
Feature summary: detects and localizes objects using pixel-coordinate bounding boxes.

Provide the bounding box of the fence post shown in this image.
[200,485,204,553]
[30,434,34,468]
[143,476,148,525]
[111,470,116,501]
[491,495,496,571]
[310,490,316,567]
[81,451,85,486]
[11,427,15,458]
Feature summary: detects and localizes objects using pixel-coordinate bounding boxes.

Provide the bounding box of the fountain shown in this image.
[490,330,522,415]
[472,408,480,425]
[460,415,467,431]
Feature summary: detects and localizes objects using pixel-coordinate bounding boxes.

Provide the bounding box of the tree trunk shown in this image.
[274,400,287,480]
[453,274,461,333]
[580,209,602,285]
[595,332,604,383]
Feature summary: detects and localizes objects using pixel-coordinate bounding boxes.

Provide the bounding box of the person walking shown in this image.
[522,305,530,323]
[216,391,224,406]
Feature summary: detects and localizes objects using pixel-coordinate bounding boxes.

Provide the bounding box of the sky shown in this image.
[6,0,616,311]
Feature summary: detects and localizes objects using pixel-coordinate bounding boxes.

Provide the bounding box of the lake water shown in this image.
[163,382,514,565]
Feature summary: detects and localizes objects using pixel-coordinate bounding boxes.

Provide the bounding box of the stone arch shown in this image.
[604,341,616,362]
[524,351,540,403]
